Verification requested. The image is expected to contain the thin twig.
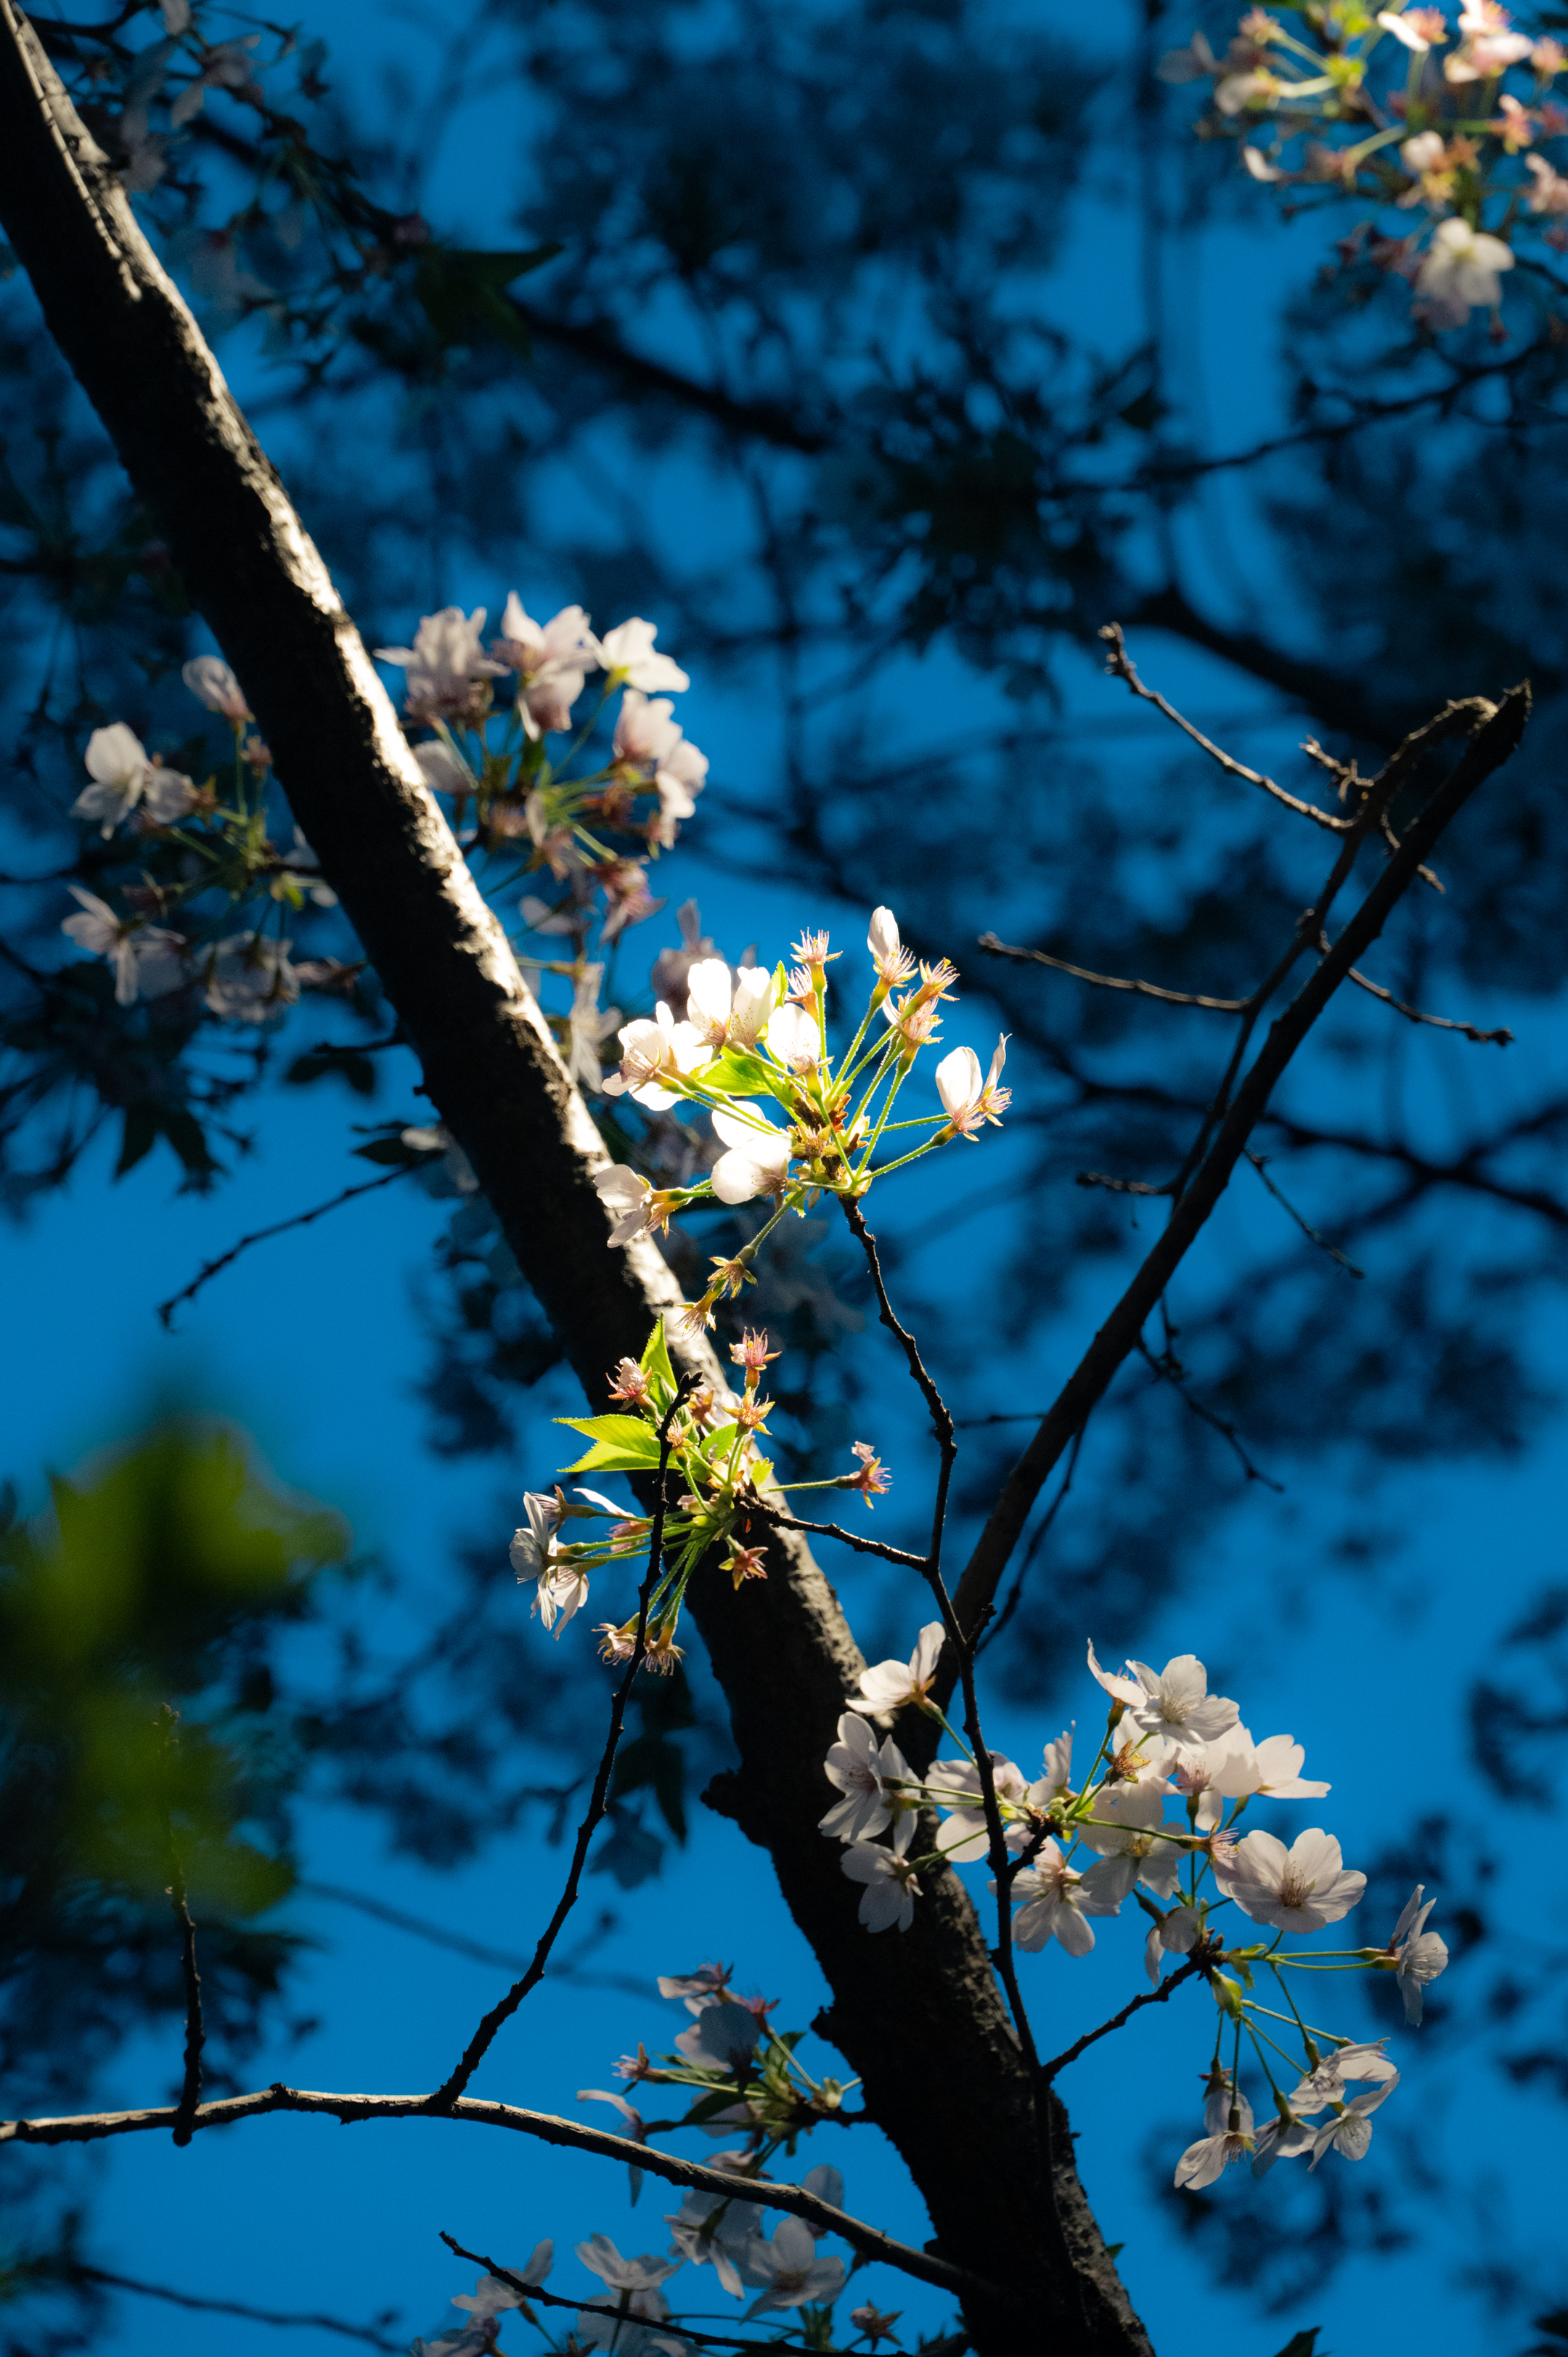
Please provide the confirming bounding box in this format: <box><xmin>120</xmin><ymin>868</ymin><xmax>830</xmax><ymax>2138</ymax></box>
<box><xmin>438</xmin><ymin>2238</ymin><xmax>824</xmax><ymax>2356</ymax></box>
<box><xmin>0</xmin><ymin>2090</ymin><xmax>1006</xmax><ymax>2308</ymax></box>
<box><xmin>430</xmin><ymin>1377</ymin><xmax>695</xmax><ymax>2109</ymax></box>
<box><xmin>1333</xmin><ymin>947</ymin><xmax>1514</xmax><ymax>1046</ymax></box>
<box><xmin>1136</xmin><ymin>1339</ymin><xmax>1284</xmax><ymax>1493</ymax></box>
<box><xmin>1098</xmin><ymin>623</ymin><xmax>1347</xmax><ymax>833</ymax></box>
<box><xmin>979</xmin><ymin>932</ymin><xmax>1248</xmax><ymax>1011</ymax></box>
<box><xmin>158</xmin><ymin>1723</ymin><xmax>203</xmax><ymax>2149</ymax></box>
<box><xmin>1038</xmin><ymin>1951</ymin><xmax>1211</xmax><ymax>2083</ymax></box>
<box><xmin>1244</xmin><ymin>1151</ymin><xmax>1364</xmax><ymax>1279</ymax></box>
<box><xmin>155</xmin><ymin>1163</ymin><xmax>417</xmax><ymax>1329</ymax></box>
<box><xmin>70</xmin><ymin>2265</ymin><xmax>402</xmax><ymax>2350</ymax></box>
<box><xmin>749</xmin><ymin>1502</ymin><xmax>928</xmax><ymax>1570</ymax></box>
<box><xmin>1075</xmin><ymin>1171</ymin><xmax>1173</xmax><ymax>1199</ymax></box>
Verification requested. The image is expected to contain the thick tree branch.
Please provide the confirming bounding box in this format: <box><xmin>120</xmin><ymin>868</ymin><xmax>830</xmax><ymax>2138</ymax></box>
<box><xmin>0</xmin><ymin>13</ymin><xmax>1143</xmax><ymax>2346</ymax></box>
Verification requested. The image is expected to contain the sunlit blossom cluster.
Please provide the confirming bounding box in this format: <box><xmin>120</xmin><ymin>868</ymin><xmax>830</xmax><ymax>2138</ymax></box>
<box><xmin>1170</xmin><ymin>3</ymin><xmax>1568</xmax><ymax>328</ymax></box>
<box><xmin>820</xmin><ymin>1630</ymin><xmax>1448</xmax><ymax>2187</ymax></box>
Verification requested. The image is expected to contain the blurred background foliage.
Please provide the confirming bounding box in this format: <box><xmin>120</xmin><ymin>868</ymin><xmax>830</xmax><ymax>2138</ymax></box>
<box><xmin>4</xmin><ymin>0</ymin><xmax>1568</xmax><ymax>2347</ymax></box>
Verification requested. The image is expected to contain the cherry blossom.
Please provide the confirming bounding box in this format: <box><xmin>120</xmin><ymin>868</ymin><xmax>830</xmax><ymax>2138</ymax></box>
<box><xmin>1126</xmin><ymin>1653</ymin><xmax>1239</xmax><ymax>1757</ymax></box>
<box><xmin>1144</xmin><ymin>1903</ymin><xmax>1201</xmax><ymax>1982</ymax></box>
<box><xmin>60</xmin><ymin>888</ymin><xmax>185</xmax><ymax>1006</ymax></box>
<box><xmin>1212</xmin><ymin>1826</ymin><xmax>1366</xmax><ymax>1932</ymax></box>
<box><xmin>493</xmin><ymin>595</ymin><xmax>599</xmax><ymax>736</ymax></box>
<box><xmin>603</xmin><ymin>1003</ymin><xmax>711</xmax><ymax>1110</ymax></box>
<box><xmin>742</xmin><ymin>2217</ymin><xmax>846</xmax><ymax>2313</ymax></box>
<box><xmin>1288</xmin><ymin>2041</ymin><xmax>1399</xmax><ymax>2116</ymax></box>
<box><xmin>415</xmin><ymin>740</ymin><xmax>475</xmax><ymax>797</ymax></box>
<box><xmin>1175</xmin><ymin>2120</ymin><xmax>1254</xmax><ymax>2189</ymax></box>
<box><xmin>650</xmin><ymin>903</ymin><xmax>719</xmax><ymax>1012</ymax></box>
<box><xmin>1077</xmin><ymin>1780</ymin><xmax>1188</xmax><ymax>1900</ymax></box>
<box><xmin>765</xmin><ymin>1001</ymin><xmax>821</xmax><ymax>1073</ymax></box>
<box><xmin>597</xmin><ymin>618</ymin><xmax>690</xmax><ymax>693</ymax></box>
<box><xmin>1414</xmin><ymin>217</ymin><xmax>1515</xmax><ymax>325</ymax></box>
<box><xmin>574</xmin><ymin>2236</ymin><xmax>682</xmax><ymax>2297</ymax></box>
<box><xmin>593</xmin><ymin>1166</ymin><xmax>669</xmax><ymax>1247</ymax></box>
<box><xmin>711</xmin><ymin>1109</ymin><xmax>793</xmax><ymax>1206</ymax></box>
<box><xmin>73</xmin><ymin>723</ymin><xmax>195</xmax><ymax>834</ymax></box>
<box><xmin>934</xmin><ymin>1035</ymin><xmax>1010</xmax><ymax>1139</ymax></box>
<box><xmin>867</xmin><ymin>905</ymin><xmax>916</xmax><ymax>991</ymax></box>
<box><xmin>182</xmin><ymin>654</ymin><xmax>249</xmax><ymax>719</ymax></box>
<box><xmin>568</xmin><ymin>964</ymin><xmax>621</xmax><ymax>1093</ymax></box>
<box><xmin>1391</xmin><ymin>1886</ymin><xmax>1450</xmax><ymax>2022</ymax></box>
<box><xmin>851</xmin><ymin>2304</ymin><xmax>902</xmax><ymax>2346</ymax></box>
<box><xmin>1172</xmin><ymin>1723</ymin><xmax>1330</xmax><ymax>1827</ymax></box>
<box><xmin>686</xmin><ymin>958</ymin><xmax>775</xmax><ymax>1049</ymax></box>
<box><xmin>204</xmin><ymin>932</ymin><xmax>298</xmax><ymax>1022</ymax></box>
<box><xmin>1307</xmin><ymin>2075</ymin><xmax>1399</xmax><ymax>2167</ymax></box>
<box><xmin>929</xmin><ymin>1750</ymin><xmax>1033</xmax><ymax>1862</ymax></box>
<box><xmin>1008</xmin><ymin>1840</ymin><xmax>1125</xmax><ymax>1956</ymax></box>
<box><xmin>846</xmin><ymin>1621</ymin><xmax>943</xmax><ymax>1725</ymax></box>
<box><xmin>820</xmin><ymin>1714</ymin><xmax>911</xmax><ymax>1843</ymax></box>
<box><xmin>452</xmin><ymin>2242</ymin><xmax>552</xmax><ymax>2321</ymax></box>
<box><xmin>1526</xmin><ymin>151</ymin><xmax>1568</xmax><ymax>211</ymax></box>
<box><xmin>665</xmin><ymin>2187</ymin><xmax>764</xmax><ymax>2296</ymax></box>
<box><xmin>1378</xmin><ymin>7</ymin><xmax>1441</xmax><ymax>50</ymax></box>
<box><xmin>375</xmin><ymin>607</ymin><xmax>506</xmax><ymax>722</ymax></box>
<box><xmin>841</xmin><ymin>1828</ymin><xmax>920</xmax><ymax>1931</ymax></box>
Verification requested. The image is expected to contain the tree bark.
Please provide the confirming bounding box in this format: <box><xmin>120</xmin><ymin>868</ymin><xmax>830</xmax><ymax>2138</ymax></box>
<box><xmin>0</xmin><ymin>9</ymin><xmax>1148</xmax><ymax>2346</ymax></box>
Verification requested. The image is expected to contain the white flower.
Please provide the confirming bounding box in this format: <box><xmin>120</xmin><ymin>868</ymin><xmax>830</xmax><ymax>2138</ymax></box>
<box><xmin>1307</xmin><ymin>2075</ymin><xmax>1400</xmax><ymax>2168</ymax></box>
<box><xmin>742</xmin><ymin>2217</ymin><xmax>846</xmax><ymax>2313</ymax></box>
<box><xmin>841</xmin><ymin>1828</ymin><xmax>920</xmax><ymax>1931</ymax></box>
<box><xmin>1077</xmin><ymin>1780</ymin><xmax>1188</xmax><ymax>1901</ymax></box>
<box><xmin>1250</xmin><ymin>2112</ymin><xmax>1318</xmax><ymax>2175</ymax></box>
<box><xmin>1203</xmin><ymin>2075</ymin><xmax>1254</xmax><ymax>2138</ymax></box>
<box><xmin>1087</xmin><ymin>1640</ymin><xmax>1148</xmax><ymax>1708</ymax></box>
<box><xmin>416</xmin><ymin>739</ymin><xmax>476</xmax><ymax>796</ymax></box>
<box><xmin>452</xmin><ymin>2243</ymin><xmax>552</xmax><ymax>2321</ymax></box>
<box><xmin>867</xmin><ymin>904</ymin><xmax>915</xmax><ymax>988</ymax></box>
<box><xmin>1009</xmin><ymin>1839</ymin><xmax>1124</xmax><ymax>1956</ymax></box>
<box><xmin>1526</xmin><ymin>152</ymin><xmax>1568</xmax><ymax>212</ymax></box>
<box><xmin>821</xmin><ymin>1714</ymin><xmax>910</xmax><ymax>1842</ymax></box>
<box><xmin>73</xmin><ymin>723</ymin><xmax>195</xmax><ymax>834</ymax></box>
<box><xmin>182</xmin><ymin>654</ymin><xmax>249</xmax><ymax>718</ymax></box>
<box><xmin>1288</xmin><ymin>2041</ymin><xmax>1398</xmax><ymax>2117</ymax></box>
<box><xmin>1214</xmin><ymin>68</ymin><xmax>1277</xmax><ymax>113</ymax></box>
<box><xmin>375</xmin><ymin>607</ymin><xmax>505</xmax><ymax>721</ymax></box>
<box><xmin>1211</xmin><ymin>1827</ymin><xmax>1366</xmax><ymax>1932</ymax></box>
<box><xmin>575</xmin><ymin>2237</ymin><xmax>682</xmax><ymax>2297</ymax></box>
<box><xmin>711</xmin><ymin>1108</ymin><xmax>793</xmax><ymax>1206</ymax></box>
<box><xmin>764</xmin><ymin>999</ymin><xmax>821</xmax><ymax>1073</ymax></box>
<box><xmin>665</xmin><ymin>2189</ymin><xmax>764</xmax><ymax>2297</ymax></box>
<box><xmin>686</xmin><ymin>958</ymin><xmax>774</xmax><ymax>1049</ymax></box>
<box><xmin>568</xmin><ymin>963</ymin><xmax>621</xmax><ymax>1093</ymax></box>
<box><xmin>1174</xmin><ymin>2126</ymin><xmax>1254</xmax><ymax>2189</ymax></box>
<box><xmin>204</xmin><ymin>932</ymin><xmax>298</xmax><ymax>1022</ymax></box>
<box><xmin>592</xmin><ymin>1165</ymin><xmax>662</xmax><ymax>1246</ymax></box>
<box><xmin>1144</xmin><ymin>1903</ymin><xmax>1202</xmax><ymax>1982</ymax></box>
<box><xmin>846</xmin><ymin>1622</ymin><xmax>944</xmax><ymax>1725</ymax></box>
<box><xmin>934</xmin><ymin>1036</ymin><xmax>1010</xmax><ymax>1139</ymax></box>
<box><xmin>1380</xmin><ymin>8</ymin><xmax>1436</xmax><ymax>50</ymax></box>
<box><xmin>60</xmin><ymin>887</ymin><xmax>185</xmax><ymax>1006</ymax></box>
<box><xmin>602</xmin><ymin>1002</ymin><xmax>711</xmax><ymax>1110</ymax></box>
<box><xmin>1127</xmin><ymin>1653</ymin><xmax>1239</xmax><ymax>1758</ymax></box>
<box><xmin>1172</xmin><ymin>1723</ymin><xmax>1331</xmax><ymax>1828</ymax></box>
<box><xmin>494</xmin><ymin>595</ymin><xmax>599</xmax><ymax>736</ymax></box>
<box><xmin>653</xmin><ymin>738</ymin><xmax>708</xmax><ymax>847</ymax></box>
<box><xmin>1391</xmin><ymin>1886</ymin><xmax>1449</xmax><ymax>2022</ymax></box>
<box><xmin>510</xmin><ymin>1491</ymin><xmax>563</xmax><ymax>1582</ymax></box>
<box><xmin>929</xmin><ymin>1751</ymin><xmax>1034</xmax><ymax>1863</ymax></box>
<box><xmin>1401</xmin><ymin>130</ymin><xmax>1447</xmax><ymax>173</ymax></box>
<box><xmin>1415</xmin><ymin>217</ymin><xmax>1515</xmax><ymax>327</ymax></box>
<box><xmin>598</xmin><ymin>618</ymin><xmax>689</xmax><ymax>693</ymax></box>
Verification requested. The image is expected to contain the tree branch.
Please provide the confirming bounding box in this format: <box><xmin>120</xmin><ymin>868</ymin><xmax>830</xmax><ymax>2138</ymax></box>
<box><xmin>69</xmin><ymin>2266</ymin><xmax>402</xmax><ymax>2350</ymax></box>
<box><xmin>0</xmin><ymin>15</ymin><xmax>1143</xmax><ymax>2345</ymax></box>
<box><xmin>1039</xmin><ymin>1953</ymin><xmax>1210</xmax><ymax>2083</ymax></box>
<box><xmin>0</xmin><ymin>2088</ymin><xmax>1008</xmax><ymax>2310</ymax></box>
<box><xmin>950</xmin><ymin>684</ymin><xmax>1531</xmax><ymax>1649</ymax></box>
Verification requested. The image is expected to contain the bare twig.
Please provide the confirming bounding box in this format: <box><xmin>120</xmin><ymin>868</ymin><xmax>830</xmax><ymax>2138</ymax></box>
<box><xmin>1075</xmin><ymin>1171</ymin><xmax>1173</xmax><ymax>1199</ymax></box>
<box><xmin>1039</xmin><ymin>1952</ymin><xmax>1211</xmax><ymax>2083</ymax></box>
<box><xmin>976</xmin><ymin>1429</ymin><xmax>1084</xmax><ymax>1658</ymax></box>
<box><xmin>158</xmin><ymin>1725</ymin><xmax>203</xmax><ymax>2149</ymax></box>
<box><xmin>1332</xmin><ymin>946</ymin><xmax>1514</xmax><ymax>1046</ymax></box>
<box><xmin>1243</xmin><ymin>1151</ymin><xmax>1364</xmax><ymax>1279</ymax></box>
<box><xmin>979</xmin><ymin>932</ymin><xmax>1248</xmax><ymax>1012</ymax></box>
<box><xmin>155</xmin><ymin>1163</ymin><xmax>417</xmax><ymax>1329</ymax></box>
<box><xmin>1098</xmin><ymin>624</ymin><xmax>1348</xmax><ymax>833</ymax></box>
<box><xmin>951</xmin><ymin>683</ymin><xmax>1531</xmax><ymax>1650</ymax></box>
<box><xmin>438</xmin><ymin>2237</ymin><xmax>824</xmax><ymax>2356</ymax></box>
<box><xmin>1136</xmin><ymin>1340</ymin><xmax>1283</xmax><ymax>1493</ymax></box>
<box><xmin>430</xmin><ymin>1378</ymin><xmax>695</xmax><ymax>2109</ymax></box>
<box><xmin>70</xmin><ymin>2265</ymin><xmax>401</xmax><ymax>2350</ymax></box>
<box><xmin>0</xmin><ymin>2090</ymin><xmax>1007</xmax><ymax>2308</ymax></box>
<box><xmin>748</xmin><ymin>1502</ymin><xmax>928</xmax><ymax>1570</ymax></box>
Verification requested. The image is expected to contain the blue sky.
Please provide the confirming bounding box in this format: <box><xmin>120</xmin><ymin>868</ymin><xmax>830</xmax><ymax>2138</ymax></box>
<box><xmin>4</xmin><ymin>1</ymin><xmax>1565</xmax><ymax>2352</ymax></box>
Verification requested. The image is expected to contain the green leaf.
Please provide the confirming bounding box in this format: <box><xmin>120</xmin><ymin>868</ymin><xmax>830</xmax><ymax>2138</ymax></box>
<box><xmin>701</xmin><ymin>1048</ymin><xmax>774</xmax><ymax>1097</ymax></box>
<box><xmin>412</xmin><ymin>244</ymin><xmax>562</xmax><ymax>354</ymax></box>
<box><xmin>639</xmin><ymin>1315</ymin><xmax>677</xmax><ymax>1400</ymax></box>
<box><xmin>555</xmin><ymin>1414</ymin><xmax>663</xmax><ymax>1473</ymax></box>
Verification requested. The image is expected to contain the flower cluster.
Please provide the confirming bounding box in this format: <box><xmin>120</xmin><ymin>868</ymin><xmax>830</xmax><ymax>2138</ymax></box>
<box><xmin>819</xmin><ymin>1631</ymin><xmax>1448</xmax><ymax>2187</ymax></box>
<box><xmin>508</xmin><ymin>1319</ymin><xmax>891</xmax><ymax>1661</ymax></box>
<box><xmin>590</xmin><ymin>904</ymin><xmax>1008</xmax><ymax>1330</ymax></box>
<box><xmin>424</xmin><ymin>1968</ymin><xmax>866</xmax><ymax>2357</ymax></box>
<box><xmin>57</xmin><ymin>661</ymin><xmax>340</xmax><ymax>1021</ymax></box>
<box><xmin>1169</xmin><ymin>4</ymin><xmax>1568</xmax><ymax>328</ymax></box>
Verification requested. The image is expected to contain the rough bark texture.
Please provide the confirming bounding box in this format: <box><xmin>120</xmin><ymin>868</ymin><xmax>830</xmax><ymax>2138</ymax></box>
<box><xmin>0</xmin><ymin>9</ymin><xmax>1148</xmax><ymax>2347</ymax></box>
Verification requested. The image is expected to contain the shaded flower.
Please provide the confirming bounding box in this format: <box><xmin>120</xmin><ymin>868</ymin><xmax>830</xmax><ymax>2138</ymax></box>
<box><xmin>375</xmin><ymin>607</ymin><xmax>505</xmax><ymax>722</ymax></box>
<box><xmin>204</xmin><ymin>932</ymin><xmax>298</xmax><ymax>1022</ymax></box>
<box><xmin>60</xmin><ymin>887</ymin><xmax>185</xmax><ymax>1006</ymax></box>
<box><xmin>820</xmin><ymin>1712</ymin><xmax>911</xmax><ymax>1843</ymax></box>
<box><xmin>1211</xmin><ymin>1826</ymin><xmax>1365</xmax><ymax>1932</ymax></box>
<box><xmin>73</xmin><ymin>723</ymin><xmax>195</xmax><ymax>834</ymax></box>
<box><xmin>847</xmin><ymin>1623</ymin><xmax>943</xmax><ymax>1725</ymax></box>
<box><xmin>743</xmin><ymin>2216</ymin><xmax>846</xmax><ymax>2313</ymax></box>
<box><xmin>182</xmin><ymin>654</ymin><xmax>249</xmax><ymax>719</ymax></box>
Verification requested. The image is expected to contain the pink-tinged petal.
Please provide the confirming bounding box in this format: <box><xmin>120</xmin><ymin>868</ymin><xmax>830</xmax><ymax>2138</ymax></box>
<box><xmin>1087</xmin><ymin>1640</ymin><xmax>1146</xmax><ymax>1707</ymax></box>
